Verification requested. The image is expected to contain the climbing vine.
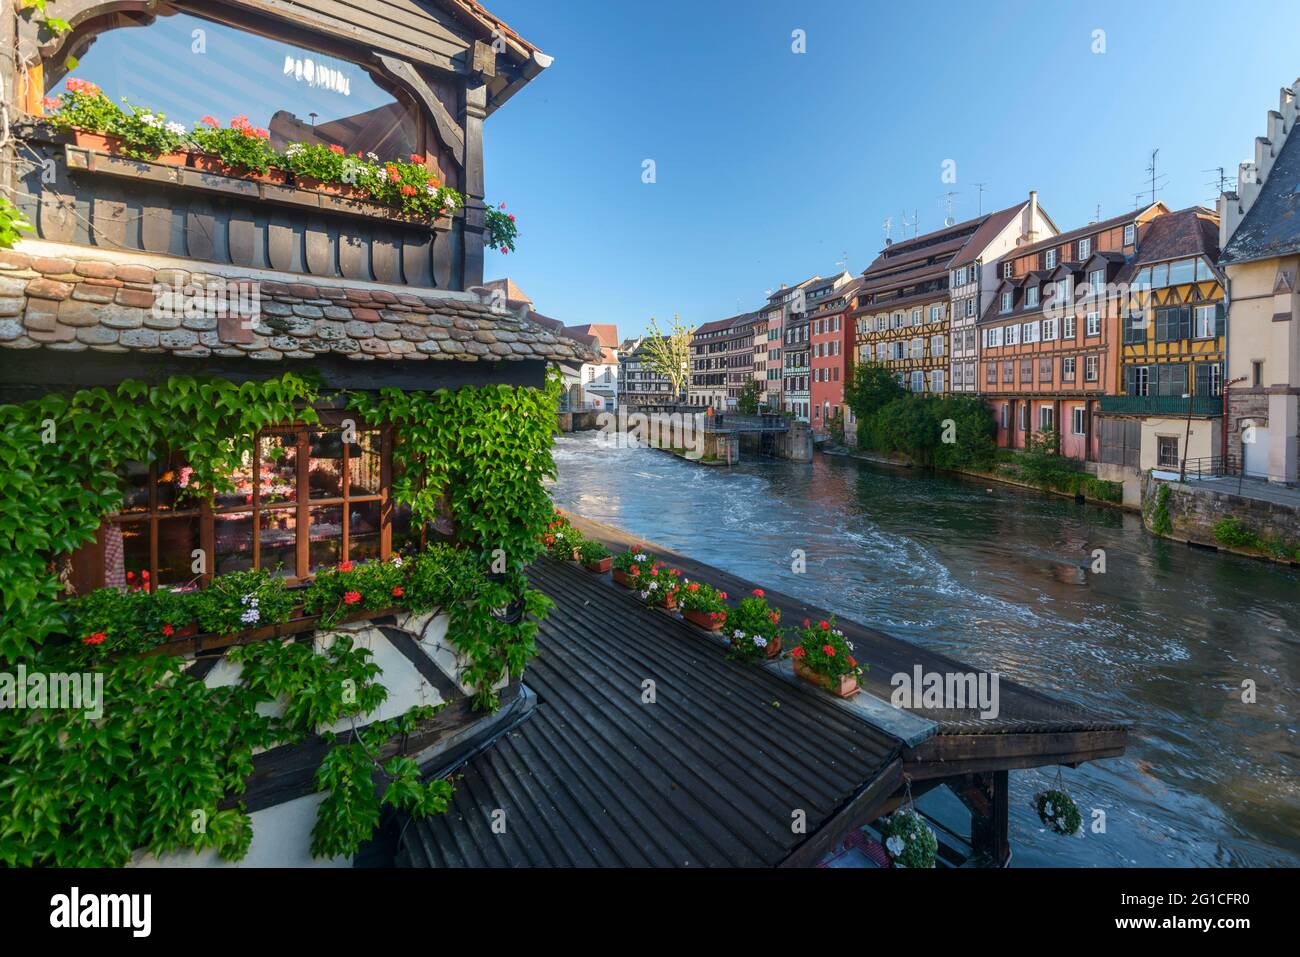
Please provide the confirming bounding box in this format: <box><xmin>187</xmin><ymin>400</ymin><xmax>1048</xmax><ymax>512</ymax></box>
<box><xmin>0</xmin><ymin>370</ymin><xmax>559</xmax><ymax>864</ymax></box>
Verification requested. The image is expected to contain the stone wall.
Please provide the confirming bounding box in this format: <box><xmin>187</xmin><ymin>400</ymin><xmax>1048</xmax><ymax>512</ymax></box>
<box><xmin>1140</xmin><ymin>472</ymin><xmax>1300</xmax><ymax>561</ymax></box>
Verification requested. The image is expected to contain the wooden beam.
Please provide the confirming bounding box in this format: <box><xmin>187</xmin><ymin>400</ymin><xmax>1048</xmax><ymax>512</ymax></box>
<box><xmin>375</xmin><ymin>54</ymin><xmax>465</xmax><ymax>168</ymax></box>
<box><xmin>461</xmin><ymin>79</ymin><xmax>487</xmax><ymax>289</ymax></box>
<box><xmin>779</xmin><ymin>759</ymin><xmax>903</xmax><ymax>868</ymax></box>
<box><xmin>901</xmin><ymin>728</ymin><xmax>1127</xmax><ymax>780</ymax></box>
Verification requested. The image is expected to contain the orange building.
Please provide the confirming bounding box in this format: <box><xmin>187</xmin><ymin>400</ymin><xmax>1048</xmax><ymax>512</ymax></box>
<box><xmin>977</xmin><ymin>203</ymin><xmax>1168</xmax><ymax>461</ymax></box>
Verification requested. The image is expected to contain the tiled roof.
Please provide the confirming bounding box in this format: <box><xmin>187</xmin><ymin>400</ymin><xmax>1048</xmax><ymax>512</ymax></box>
<box><xmin>1119</xmin><ymin>207</ymin><xmax>1221</xmax><ymax>280</ymax></box>
<box><xmin>948</xmin><ymin>201</ymin><xmax>1033</xmax><ymax>268</ymax></box>
<box><xmin>482</xmin><ymin>277</ymin><xmax>533</xmax><ymax>306</ymax></box>
<box><xmin>564</xmin><ymin>323</ymin><xmax>619</xmax><ymax>350</ymax></box>
<box><xmin>0</xmin><ymin>250</ymin><xmax>596</xmax><ymax>364</ymax></box>
<box><xmin>1011</xmin><ymin>203</ymin><xmax>1166</xmax><ymax>260</ymax></box>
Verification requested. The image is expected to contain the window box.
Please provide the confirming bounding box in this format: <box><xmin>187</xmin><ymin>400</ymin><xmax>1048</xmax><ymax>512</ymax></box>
<box><xmin>794</xmin><ymin>656</ymin><xmax>859</xmax><ymax>699</ymax></box>
<box><xmin>191</xmin><ymin>151</ymin><xmax>290</xmax><ymax>185</ymax></box>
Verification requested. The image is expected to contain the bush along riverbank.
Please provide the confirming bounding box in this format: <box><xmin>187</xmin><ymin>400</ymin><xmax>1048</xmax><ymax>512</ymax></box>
<box><xmin>840</xmin><ymin>364</ymin><xmax>1123</xmax><ymax>508</ymax></box>
<box><xmin>1139</xmin><ymin>473</ymin><xmax>1300</xmax><ymax>565</ymax></box>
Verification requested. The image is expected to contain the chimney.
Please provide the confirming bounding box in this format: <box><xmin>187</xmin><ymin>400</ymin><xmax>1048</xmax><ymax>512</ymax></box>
<box><xmin>1023</xmin><ymin>190</ymin><xmax>1040</xmax><ymax>245</ymax></box>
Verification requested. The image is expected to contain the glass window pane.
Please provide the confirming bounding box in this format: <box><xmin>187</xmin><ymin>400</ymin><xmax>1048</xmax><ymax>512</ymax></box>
<box><xmin>308</xmin><ymin>431</ymin><xmax>358</xmax><ymax>500</ymax></box>
<box><xmin>156</xmin><ymin>452</ymin><xmax>198</xmax><ymax>511</ymax></box>
<box><xmin>119</xmin><ymin>461</ymin><xmax>151</xmax><ymax>513</ymax></box>
<box><xmin>1150</xmin><ymin>263</ymin><xmax>1169</xmax><ymax>288</ymax></box>
<box><xmin>110</xmin><ymin>520</ymin><xmax>149</xmax><ymax>591</ymax></box>
<box><xmin>215</xmin><ymin>511</ymin><xmax>254</xmax><ymax>575</ymax></box>
<box><xmin>309</xmin><ymin>505</ymin><xmax>344</xmax><ymax>571</ymax></box>
<box><xmin>50</xmin><ymin>9</ymin><xmax>419</xmax><ymax>160</ymax></box>
<box><xmin>1168</xmin><ymin>259</ymin><xmax>1195</xmax><ymax>285</ymax></box>
<box><xmin>259</xmin><ymin>508</ymin><xmax>298</xmax><ymax>578</ymax></box>
<box><xmin>348</xmin><ymin>501</ymin><xmax>382</xmax><ymax>564</ymax></box>
<box><xmin>260</xmin><ymin>433</ymin><xmax>299</xmax><ymax>504</ymax></box>
<box><xmin>156</xmin><ymin>516</ymin><xmax>201</xmax><ymax>589</ymax></box>
<box><xmin>347</xmin><ymin>431</ymin><xmax>383</xmax><ymax>497</ymax></box>
<box><xmin>391</xmin><ymin>503</ymin><xmax>421</xmax><ymax>557</ymax></box>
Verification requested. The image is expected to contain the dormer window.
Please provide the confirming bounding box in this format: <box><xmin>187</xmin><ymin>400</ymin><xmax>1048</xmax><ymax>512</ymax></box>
<box><xmin>1078</xmin><ymin>238</ymin><xmax>1091</xmax><ymax>260</ymax></box>
<box><xmin>1124</xmin><ymin>224</ymin><xmax>1136</xmax><ymax>245</ymax></box>
<box><xmin>1024</xmin><ymin>286</ymin><xmax>1039</xmax><ymax>308</ymax></box>
<box><xmin>1003</xmin><ymin>262</ymin><xmax>1013</xmax><ymax>278</ymax></box>
<box><xmin>1045</xmin><ymin>249</ymin><xmax>1057</xmax><ymax>269</ymax></box>
<box><xmin>1000</xmin><ymin>291</ymin><xmax>1013</xmax><ymax>313</ymax></box>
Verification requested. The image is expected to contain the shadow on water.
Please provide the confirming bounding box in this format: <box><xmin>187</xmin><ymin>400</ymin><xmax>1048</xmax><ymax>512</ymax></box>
<box><xmin>548</xmin><ymin>433</ymin><xmax>1300</xmax><ymax>867</ymax></box>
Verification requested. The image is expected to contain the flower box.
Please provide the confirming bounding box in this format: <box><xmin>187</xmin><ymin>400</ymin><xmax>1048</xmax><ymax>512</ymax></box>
<box><xmin>192</xmin><ymin>153</ymin><xmax>289</xmax><ymax>184</ymax></box>
<box><xmin>294</xmin><ymin>174</ymin><xmax>367</xmax><ymax>199</ymax></box>
<box><xmin>656</xmin><ymin>592</ymin><xmax>677</xmax><ymax>610</ymax></box>
<box><xmin>612</xmin><ymin>569</ymin><xmax>638</xmax><ymax>589</ymax></box>
<box><xmin>761</xmin><ymin>634</ymin><xmax>782</xmax><ymax>659</ymax></box>
<box><xmin>683</xmin><ymin>608</ymin><xmax>724</xmax><ymax>632</ymax></box>
<box><xmin>794</xmin><ymin>656</ymin><xmax>859</xmax><ymax>698</ymax></box>
<box><xmin>71</xmin><ymin>129</ymin><xmax>191</xmax><ymax>167</ymax></box>
<box><xmin>584</xmin><ymin>556</ymin><xmax>612</xmax><ymax>574</ymax></box>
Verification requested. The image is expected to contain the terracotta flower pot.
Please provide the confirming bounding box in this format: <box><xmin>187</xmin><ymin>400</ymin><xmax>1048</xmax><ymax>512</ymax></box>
<box><xmin>295</xmin><ymin>175</ymin><xmax>364</xmax><ymax>198</ymax></box>
<box><xmin>684</xmin><ymin>608</ymin><xmax>724</xmax><ymax>632</ymax></box>
<box><xmin>794</xmin><ymin>656</ymin><xmax>859</xmax><ymax>698</ymax></box>
<box><xmin>70</xmin><ymin>131</ymin><xmax>190</xmax><ymax>167</ymax></box>
<box><xmin>612</xmin><ymin>569</ymin><xmax>637</xmax><ymax>589</ymax></box>
<box><xmin>584</xmin><ymin>556</ymin><xmax>612</xmax><ymax>573</ymax></box>
<box><xmin>762</xmin><ymin>634</ymin><xmax>782</xmax><ymax>659</ymax></box>
<box><xmin>656</xmin><ymin>592</ymin><xmax>677</xmax><ymax>610</ymax></box>
<box><xmin>192</xmin><ymin>153</ymin><xmax>288</xmax><ymax>184</ymax></box>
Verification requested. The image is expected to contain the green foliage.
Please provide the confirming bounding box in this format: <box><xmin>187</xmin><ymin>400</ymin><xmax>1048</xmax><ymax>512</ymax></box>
<box><xmin>789</xmin><ymin>616</ymin><xmax>863</xmax><ymax>681</ymax></box>
<box><xmin>578</xmin><ymin>539</ymin><xmax>611</xmax><ymax>564</ymax></box>
<box><xmin>190</xmin><ymin>569</ymin><xmax>296</xmax><ymax>636</ymax></box>
<box><xmin>189</xmin><ymin>115</ymin><xmax>278</xmax><ymax>174</ymax></box>
<box><xmin>310</xmin><ymin>706</ymin><xmax>451</xmax><ymax>859</ymax></box>
<box><xmin>0</xmin><ymin>195</ymin><xmax>34</xmax><ymax>248</ymax></box>
<box><xmin>303</xmin><ymin>558</ymin><xmax>406</xmax><ymax>628</ymax></box>
<box><xmin>844</xmin><ymin>362</ymin><xmax>906</xmax><ymax>421</ymax></box>
<box><xmin>612</xmin><ymin>545</ymin><xmax>653</xmax><ymax>575</ymax></box>
<box><xmin>737</xmin><ymin>378</ymin><xmax>762</xmax><ymax>415</ymax></box>
<box><xmin>1213</xmin><ymin>517</ymin><xmax>1258</xmax><ymax>549</ymax></box>
<box><xmin>677</xmin><ymin>578</ymin><xmax>728</xmax><ymax>619</ymax></box>
<box><xmin>724</xmin><ymin>589</ymin><xmax>783</xmax><ymax>662</ymax></box>
<box><xmin>1150</xmin><ymin>484</ymin><xmax>1173</xmax><ymax>535</ymax></box>
<box><xmin>0</xmin><ymin>374</ymin><xmax>318</xmax><ymax>662</ymax></box>
<box><xmin>64</xmin><ymin>585</ymin><xmax>194</xmax><ymax>657</ymax></box>
<box><xmin>827</xmin><ymin>409</ymin><xmax>845</xmax><ymax>445</ymax></box>
<box><xmin>485</xmin><ymin>203</ymin><xmax>518</xmax><ymax>252</ymax></box>
<box><xmin>882</xmin><ymin>809</ymin><xmax>938</xmax><ymax>868</ymax></box>
<box><xmin>112</xmin><ymin>100</ymin><xmax>188</xmax><ymax>160</ymax></box>
<box><xmin>1035</xmin><ymin>788</ymin><xmax>1082</xmax><ymax>836</ymax></box>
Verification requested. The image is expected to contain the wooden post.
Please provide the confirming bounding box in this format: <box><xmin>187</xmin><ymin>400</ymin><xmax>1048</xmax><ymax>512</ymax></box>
<box><xmin>462</xmin><ymin>79</ymin><xmax>488</xmax><ymax>289</ymax></box>
<box><xmin>961</xmin><ymin>770</ymin><xmax>1011</xmax><ymax>867</ymax></box>
<box><xmin>991</xmin><ymin>769</ymin><xmax>1010</xmax><ymax>867</ymax></box>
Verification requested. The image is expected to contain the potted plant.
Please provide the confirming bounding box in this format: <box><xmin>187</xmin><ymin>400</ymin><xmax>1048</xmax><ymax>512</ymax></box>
<box><xmin>541</xmin><ymin>521</ymin><xmax>582</xmax><ymax>561</ymax></box>
<box><xmin>281</xmin><ymin>141</ymin><xmax>366</xmax><ymax>198</ymax></box>
<box><xmin>723</xmin><ymin>588</ymin><xmax>783</xmax><ymax>660</ymax></box>
<box><xmin>881</xmin><ymin>808</ymin><xmax>938</xmax><ymax>868</ymax></box>
<box><xmin>302</xmin><ymin>558</ymin><xmax>406</xmax><ymax>627</ymax></box>
<box><xmin>636</xmin><ymin>562</ymin><xmax>681</xmax><ymax>609</ymax></box>
<box><xmin>578</xmin><ymin>539</ymin><xmax>612</xmax><ymax>573</ymax></box>
<box><xmin>788</xmin><ymin>616</ymin><xmax>864</xmax><ymax>698</ymax></box>
<box><xmin>189</xmin><ymin>114</ymin><xmax>287</xmax><ymax>184</ymax></box>
<box><xmin>44</xmin><ymin>80</ymin><xmax>189</xmax><ymax>164</ymax></box>
<box><xmin>677</xmin><ymin>579</ymin><xmax>728</xmax><ymax>631</ymax></box>
<box><xmin>190</xmin><ymin>568</ymin><xmax>296</xmax><ymax>637</ymax></box>
<box><xmin>611</xmin><ymin>545</ymin><xmax>653</xmax><ymax>589</ymax></box>
<box><xmin>1035</xmin><ymin>788</ymin><xmax>1083</xmax><ymax>836</ymax></box>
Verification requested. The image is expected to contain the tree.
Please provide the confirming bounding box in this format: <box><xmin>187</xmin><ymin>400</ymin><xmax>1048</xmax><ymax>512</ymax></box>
<box><xmin>737</xmin><ymin>379</ymin><xmax>762</xmax><ymax>415</ymax></box>
<box><xmin>844</xmin><ymin>362</ymin><xmax>906</xmax><ymax>420</ymax></box>
<box><xmin>642</xmin><ymin>314</ymin><xmax>692</xmax><ymax>399</ymax></box>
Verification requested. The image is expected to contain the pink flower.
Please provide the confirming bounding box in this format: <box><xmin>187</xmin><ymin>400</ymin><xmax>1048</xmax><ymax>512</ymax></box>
<box><xmin>200</xmin><ymin>115</ymin><xmax>218</xmax><ymax>127</ymax></box>
<box><xmin>752</xmin><ymin>588</ymin><xmax>765</xmax><ymax>598</ymax></box>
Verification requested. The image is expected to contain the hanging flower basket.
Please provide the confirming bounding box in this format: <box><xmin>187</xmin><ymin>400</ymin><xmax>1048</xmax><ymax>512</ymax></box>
<box><xmin>881</xmin><ymin>808</ymin><xmax>938</xmax><ymax>868</ymax></box>
<box><xmin>1035</xmin><ymin>788</ymin><xmax>1083</xmax><ymax>836</ymax></box>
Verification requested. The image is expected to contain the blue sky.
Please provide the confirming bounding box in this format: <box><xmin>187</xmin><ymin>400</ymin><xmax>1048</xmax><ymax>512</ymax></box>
<box><xmin>482</xmin><ymin>0</ymin><xmax>1297</xmax><ymax>339</ymax></box>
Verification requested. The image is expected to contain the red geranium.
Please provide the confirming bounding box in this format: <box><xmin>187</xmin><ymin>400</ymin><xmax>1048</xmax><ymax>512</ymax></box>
<box><xmin>791</xmin><ymin>646</ymin><xmax>806</xmax><ymax>659</ymax></box>
<box><xmin>819</xmin><ymin>620</ymin><xmax>830</xmax><ymax>631</ymax></box>
<box><xmin>162</xmin><ymin>624</ymin><xmax>175</xmax><ymax>637</ymax></box>
<box><xmin>392</xmin><ymin>586</ymin><xmax>404</xmax><ymax>598</ymax></box>
<box><xmin>752</xmin><ymin>588</ymin><xmax>765</xmax><ymax>598</ymax></box>
<box><xmin>329</xmin><ymin>144</ymin><xmax>345</xmax><ymax>155</ymax></box>
<box><xmin>822</xmin><ymin>644</ymin><xmax>836</xmax><ymax>656</ymax></box>
<box><xmin>687</xmin><ymin>583</ymin><xmax>699</xmax><ymax>592</ymax></box>
<box><xmin>200</xmin><ymin>115</ymin><xmax>218</xmax><ymax>127</ymax></box>
<box><xmin>343</xmin><ymin>591</ymin><xmax>361</xmax><ymax>605</ymax></box>
<box><xmin>82</xmin><ymin>632</ymin><xmax>107</xmax><ymax>646</ymax></box>
<box><xmin>410</xmin><ymin>153</ymin><xmax>425</xmax><ymax>164</ymax></box>
<box><xmin>339</xmin><ymin>561</ymin><xmax>354</xmax><ymax>573</ymax></box>
<box><xmin>803</xmin><ymin>618</ymin><xmax>810</xmax><ymax>628</ymax></box>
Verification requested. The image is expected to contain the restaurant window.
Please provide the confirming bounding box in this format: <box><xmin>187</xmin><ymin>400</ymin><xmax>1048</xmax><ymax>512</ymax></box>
<box><xmin>76</xmin><ymin>423</ymin><xmax>401</xmax><ymax>593</ymax></box>
<box><xmin>47</xmin><ymin>5</ymin><xmax>420</xmax><ymax>160</ymax></box>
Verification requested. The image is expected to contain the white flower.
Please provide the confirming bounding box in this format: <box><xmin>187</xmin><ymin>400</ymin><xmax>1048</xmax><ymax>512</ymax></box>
<box><xmin>286</xmin><ymin>143</ymin><xmax>304</xmax><ymax>156</ymax></box>
<box><xmin>1044</xmin><ymin>802</ymin><xmax>1055</xmax><ymax>816</ymax></box>
<box><xmin>391</xmin><ymin>556</ymin><xmax>403</xmax><ymax>567</ymax></box>
<box><xmin>754</xmin><ymin>636</ymin><xmax>767</xmax><ymax>648</ymax></box>
<box><xmin>733</xmin><ymin>629</ymin><xmax>744</xmax><ymax>639</ymax></box>
<box><xmin>634</xmin><ymin>554</ymin><xmax>647</xmax><ymax>563</ymax></box>
<box><xmin>885</xmin><ymin>836</ymin><xmax>904</xmax><ymax>857</ymax></box>
<box><xmin>165</xmin><ymin>121</ymin><xmax>187</xmax><ymax>135</ymax></box>
<box><xmin>366</xmin><ymin>151</ymin><xmax>380</xmax><ymax>162</ymax></box>
<box><xmin>240</xmin><ymin>607</ymin><xmax>261</xmax><ymax>625</ymax></box>
<box><xmin>444</xmin><ymin>193</ymin><xmax>458</xmax><ymax>209</ymax></box>
<box><xmin>648</xmin><ymin>582</ymin><xmax>657</xmax><ymax>591</ymax></box>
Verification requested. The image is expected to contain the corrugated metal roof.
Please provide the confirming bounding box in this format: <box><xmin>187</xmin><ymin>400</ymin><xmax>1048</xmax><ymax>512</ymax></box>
<box><xmin>400</xmin><ymin>559</ymin><xmax>902</xmax><ymax>867</ymax></box>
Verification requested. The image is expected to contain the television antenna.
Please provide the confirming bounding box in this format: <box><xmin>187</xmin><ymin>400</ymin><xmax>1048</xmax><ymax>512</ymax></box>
<box><xmin>973</xmin><ymin>182</ymin><xmax>988</xmax><ymax>215</ymax></box>
<box><xmin>882</xmin><ymin>216</ymin><xmax>893</xmax><ymax>245</ymax></box>
<box><xmin>901</xmin><ymin>209</ymin><xmax>918</xmax><ymax>238</ymax></box>
<box><xmin>941</xmin><ymin>191</ymin><xmax>959</xmax><ymax>226</ymax></box>
<box><xmin>1142</xmin><ymin>148</ymin><xmax>1168</xmax><ymax>205</ymax></box>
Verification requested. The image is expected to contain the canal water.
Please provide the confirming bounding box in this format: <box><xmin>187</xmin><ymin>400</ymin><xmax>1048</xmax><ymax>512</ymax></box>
<box><xmin>548</xmin><ymin>431</ymin><xmax>1299</xmax><ymax>867</ymax></box>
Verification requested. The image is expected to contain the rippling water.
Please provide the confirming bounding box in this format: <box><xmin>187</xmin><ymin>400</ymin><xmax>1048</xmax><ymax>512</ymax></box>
<box><xmin>548</xmin><ymin>432</ymin><xmax>1300</xmax><ymax>867</ymax></box>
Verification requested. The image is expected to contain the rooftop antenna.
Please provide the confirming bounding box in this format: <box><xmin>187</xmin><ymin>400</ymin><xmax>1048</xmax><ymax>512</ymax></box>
<box><xmin>1093</xmin><ymin>203</ymin><xmax>1101</xmax><ymax>223</ymax></box>
<box><xmin>882</xmin><ymin>216</ymin><xmax>893</xmax><ymax>246</ymax></box>
<box><xmin>834</xmin><ymin>250</ymin><xmax>849</xmax><ymax>271</ymax></box>
<box><xmin>901</xmin><ymin>209</ymin><xmax>918</xmax><ymax>239</ymax></box>
<box><xmin>973</xmin><ymin>182</ymin><xmax>988</xmax><ymax>216</ymax></box>
<box><xmin>941</xmin><ymin>191</ymin><xmax>959</xmax><ymax>226</ymax></box>
<box><xmin>1204</xmin><ymin>166</ymin><xmax>1236</xmax><ymax>198</ymax></box>
<box><xmin>1143</xmin><ymin>148</ymin><xmax>1168</xmax><ymax>206</ymax></box>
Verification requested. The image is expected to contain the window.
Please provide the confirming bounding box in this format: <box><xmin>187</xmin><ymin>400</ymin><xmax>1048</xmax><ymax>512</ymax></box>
<box><xmin>1001</xmin><ymin>291</ymin><xmax>1013</xmax><ymax>313</ymax></box>
<box><xmin>1019</xmin><ymin>403</ymin><xmax>1029</xmax><ymax>431</ymax></box>
<box><xmin>912</xmin><ymin>309</ymin><xmax>922</xmax><ymax>326</ymax></box>
<box><xmin>929</xmin><ymin>304</ymin><xmax>943</xmax><ymax>323</ymax></box>
<box><xmin>1039</xmin><ymin>406</ymin><xmax>1054</xmax><ymax>431</ymax></box>
<box><xmin>986</xmin><ymin>362</ymin><xmax>997</xmax><ymax>384</ymax></box>
<box><xmin>1154</xmin><ymin>305</ymin><xmax>1192</xmax><ymax>342</ymax></box>
<box><xmin>1123</xmin><ymin>312</ymin><xmax>1147</xmax><ymax>345</ymax></box>
<box><xmin>1194</xmin><ymin>304</ymin><xmax>1217</xmax><ymax>339</ymax></box>
<box><xmin>1063</xmin><ymin>356</ymin><xmax>1076</xmax><ymax>379</ymax></box>
<box><xmin>931</xmin><ymin>335</ymin><xmax>945</xmax><ymax>356</ymax></box>
<box><xmin>911</xmin><ymin>371</ymin><xmax>925</xmax><ymax>392</ymax></box>
<box><xmin>52</xmin><ymin>9</ymin><xmax>421</xmax><ymax>161</ymax></box>
<box><xmin>1086</xmin><ymin>312</ymin><xmax>1100</xmax><ymax>336</ymax></box>
<box><xmin>1124</xmin><ymin>224</ymin><xmax>1136</xmax><ymax>245</ymax></box>
<box><xmin>84</xmin><ymin>423</ymin><xmax>395</xmax><ymax>591</ymax></box>
<box><xmin>1089</xmin><ymin>268</ymin><xmax>1105</xmax><ymax>291</ymax></box>
<box><xmin>1078</xmin><ymin>238</ymin><xmax>1091</xmax><ymax>260</ymax></box>
<box><xmin>1039</xmin><ymin>357</ymin><xmax>1053</xmax><ymax>382</ymax></box>
<box><xmin>1000</xmin><ymin>404</ymin><xmax>1010</xmax><ymax>429</ymax></box>
<box><xmin>1019</xmin><ymin>359</ymin><xmax>1032</xmax><ymax>383</ymax></box>
<box><xmin>988</xmin><ymin>326</ymin><xmax>1003</xmax><ymax>347</ymax></box>
<box><xmin>930</xmin><ymin>369</ymin><xmax>945</xmax><ymax>393</ymax></box>
<box><xmin>1195</xmin><ymin>361</ymin><xmax>1222</xmax><ymax>397</ymax></box>
<box><xmin>1042</xmin><ymin>317</ymin><xmax>1057</xmax><ymax>341</ymax></box>
<box><xmin>891</xmin><ymin>341</ymin><xmax>905</xmax><ymax>360</ymax></box>
<box><xmin>1005</xmin><ymin>324</ymin><xmax>1020</xmax><ymax>346</ymax></box>
<box><xmin>1072</xmin><ymin>407</ymin><xmax>1086</xmax><ymax>436</ymax></box>
<box><xmin>1002</xmin><ymin>361</ymin><xmax>1014</xmax><ymax>383</ymax></box>
<box><xmin>1168</xmin><ymin>258</ymin><xmax>1196</xmax><ymax>286</ymax></box>
<box><xmin>1252</xmin><ymin>360</ymin><xmax>1263</xmax><ymax>387</ymax></box>
<box><xmin>1022</xmin><ymin>321</ymin><xmax>1039</xmax><ymax>343</ymax></box>
<box><xmin>1084</xmin><ymin>355</ymin><xmax>1099</xmax><ymax>381</ymax></box>
<box><xmin>953</xmin><ymin>267</ymin><xmax>967</xmax><ymax>286</ymax></box>
<box><xmin>1024</xmin><ymin>286</ymin><xmax>1039</xmax><ymax>308</ymax></box>
<box><xmin>1003</xmin><ymin>262</ymin><xmax>1014</xmax><ymax>278</ymax></box>
<box><xmin>1063</xmin><ymin>314</ymin><xmax>1076</xmax><ymax>339</ymax></box>
<box><xmin>1054</xmin><ymin>279</ymin><xmax>1070</xmax><ymax>303</ymax></box>
<box><xmin>965</xmin><ymin>298</ymin><xmax>976</xmax><ymax>317</ymax></box>
<box><xmin>911</xmin><ymin>337</ymin><xmax>924</xmax><ymax>358</ymax></box>
<box><xmin>1045</xmin><ymin>249</ymin><xmax>1057</xmax><ymax>269</ymax></box>
<box><xmin>1157</xmin><ymin>436</ymin><xmax>1180</xmax><ymax>470</ymax></box>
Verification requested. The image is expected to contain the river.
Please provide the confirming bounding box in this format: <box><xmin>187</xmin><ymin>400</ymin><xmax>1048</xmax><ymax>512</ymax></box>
<box><xmin>547</xmin><ymin>431</ymin><xmax>1299</xmax><ymax>867</ymax></box>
